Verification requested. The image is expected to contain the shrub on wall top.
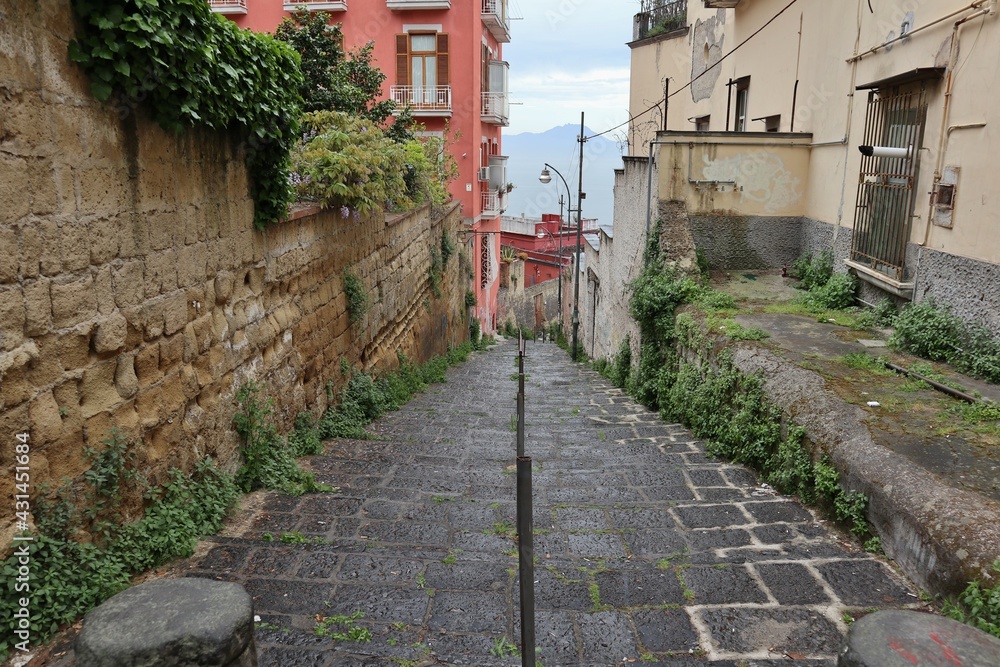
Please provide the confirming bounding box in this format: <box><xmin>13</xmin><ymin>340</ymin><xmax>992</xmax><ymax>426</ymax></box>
<box><xmin>68</xmin><ymin>0</ymin><xmax>304</xmax><ymax>228</ymax></box>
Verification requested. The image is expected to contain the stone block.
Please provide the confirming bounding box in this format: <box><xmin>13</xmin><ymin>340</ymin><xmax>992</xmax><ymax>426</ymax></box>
<box><xmin>18</xmin><ymin>224</ymin><xmax>41</xmax><ymax>279</ymax></box>
<box><xmin>54</xmin><ymin>325</ymin><xmax>92</xmax><ymax>370</ymax></box>
<box><xmin>118</xmin><ymin>213</ymin><xmax>150</xmax><ymax>258</ymax></box>
<box><xmin>148</xmin><ymin>211</ymin><xmax>177</xmax><ymax>252</ymax></box>
<box><xmin>115</xmin><ymin>353</ymin><xmax>139</xmax><ymax>400</ymax></box>
<box><xmin>0</xmin><ymin>227</ymin><xmax>17</xmax><ymax>283</ymax></box>
<box><xmin>162</xmin><ymin>291</ymin><xmax>190</xmax><ymax>336</ymax></box>
<box><xmin>36</xmin><ymin>218</ymin><xmax>61</xmax><ymax>276</ymax></box>
<box><xmin>145</xmin><ymin>248</ymin><xmax>179</xmax><ymax>298</ymax></box>
<box><xmin>94</xmin><ymin>266</ymin><xmax>115</xmax><ymax>314</ymax></box>
<box><xmin>51</xmin><ymin>274</ymin><xmax>97</xmax><ymax>329</ymax></box>
<box><xmin>139</xmin><ymin>299</ymin><xmax>164</xmax><ymax>340</ymax></box>
<box><xmin>1</xmin><ymin>361</ymin><xmax>31</xmax><ymax>409</ymax></box>
<box><xmin>84</xmin><ymin>411</ymin><xmax>113</xmax><ymax>445</ymax></box>
<box><xmin>110</xmin><ymin>400</ymin><xmax>140</xmax><ymax>435</ymax></box>
<box><xmin>89</xmin><ymin>216</ymin><xmax>120</xmax><ymax>266</ymax></box>
<box><xmin>134</xmin><ymin>344</ymin><xmax>161</xmax><ymax>388</ymax></box>
<box><xmin>112</xmin><ymin>260</ymin><xmax>145</xmax><ymax>308</ymax></box>
<box><xmin>23</xmin><ymin>278</ymin><xmax>52</xmax><ymax>336</ymax></box>
<box><xmin>159</xmin><ymin>334</ymin><xmax>184</xmax><ymax>372</ymax></box>
<box><xmin>93</xmin><ymin>311</ymin><xmax>127</xmax><ymax>353</ymax></box>
<box><xmin>0</xmin><ymin>155</ymin><xmax>30</xmax><ymax>223</ymax></box>
<box><xmin>148</xmin><ymin>419</ymin><xmax>181</xmax><ymax>462</ymax></box>
<box><xmin>0</xmin><ymin>285</ymin><xmax>25</xmax><ymax>352</ymax></box>
<box><xmin>79</xmin><ymin>358</ymin><xmax>121</xmax><ymax>419</ymax></box>
<box><xmin>52</xmin><ymin>380</ymin><xmax>81</xmax><ymax>426</ymax></box>
<box><xmin>28</xmin><ymin>389</ymin><xmax>64</xmax><ymax>445</ymax></box>
<box><xmin>53</xmin><ymin>163</ymin><xmax>77</xmax><ymax>217</ymax></box>
<box><xmin>75</xmin><ymin>578</ymin><xmax>257</xmax><ymax>667</ymax></box>
<box><xmin>177</xmin><ymin>243</ymin><xmax>208</xmax><ymax>288</ymax></box>
<box><xmin>60</xmin><ymin>220</ymin><xmax>91</xmax><ymax>272</ymax></box>
<box><xmin>159</xmin><ymin>371</ymin><xmax>186</xmax><ymax>415</ymax></box>
<box><xmin>180</xmin><ymin>364</ymin><xmax>199</xmax><ymax>400</ymax></box>
<box><xmin>135</xmin><ymin>388</ymin><xmax>160</xmax><ymax>429</ymax></box>
<box><xmin>78</xmin><ymin>165</ymin><xmax>127</xmax><ymax>216</ymax></box>
<box><xmin>24</xmin><ymin>339</ymin><xmax>60</xmax><ymax>389</ymax></box>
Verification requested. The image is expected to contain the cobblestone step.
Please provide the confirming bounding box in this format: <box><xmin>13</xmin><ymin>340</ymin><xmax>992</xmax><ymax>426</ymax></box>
<box><xmin>175</xmin><ymin>339</ymin><xmax>923</xmax><ymax>666</ymax></box>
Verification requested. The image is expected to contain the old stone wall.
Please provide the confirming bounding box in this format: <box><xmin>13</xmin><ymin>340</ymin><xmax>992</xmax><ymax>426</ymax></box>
<box><xmin>581</xmin><ymin>157</ymin><xmax>654</xmax><ymax>363</ymax></box>
<box><xmin>0</xmin><ymin>0</ymin><xmax>469</xmax><ymax>544</ymax></box>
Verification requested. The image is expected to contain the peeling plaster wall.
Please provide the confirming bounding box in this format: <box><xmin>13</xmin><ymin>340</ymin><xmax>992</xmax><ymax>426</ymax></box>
<box><xmin>691</xmin><ymin>10</ymin><xmax>727</xmax><ymax>103</ymax></box>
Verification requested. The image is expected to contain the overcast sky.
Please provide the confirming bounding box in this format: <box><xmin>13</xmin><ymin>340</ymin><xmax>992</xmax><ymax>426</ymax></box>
<box><xmin>506</xmin><ymin>0</ymin><xmax>640</xmax><ymax>137</ymax></box>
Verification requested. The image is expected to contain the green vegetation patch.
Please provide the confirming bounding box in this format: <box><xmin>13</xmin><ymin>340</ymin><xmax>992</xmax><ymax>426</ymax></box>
<box><xmin>0</xmin><ymin>431</ymin><xmax>238</xmax><ymax>657</ymax></box>
<box><xmin>69</xmin><ymin>0</ymin><xmax>303</xmax><ymax>228</ymax></box>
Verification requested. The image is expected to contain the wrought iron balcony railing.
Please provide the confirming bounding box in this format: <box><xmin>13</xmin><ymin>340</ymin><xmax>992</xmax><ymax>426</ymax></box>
<box><xmin>283</xmin><ymin>0</ymin><xmax>348</xmax><ymax>11</ymax></box>
<box><xmin>635</xmin><ymin>0</ymin><xmax>687</xmax><ymax>40</ymax></box>
<box><xmin>390</xmin><ymin>86</ymin><xmax>452</xmax><ymax>115</ymax></box>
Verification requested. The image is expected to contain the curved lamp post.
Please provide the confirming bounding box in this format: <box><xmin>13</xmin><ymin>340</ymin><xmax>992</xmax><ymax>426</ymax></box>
<box><xmin>539</xmin><ymin>154</ymin><xmax>584</xmax><ymax>360</ymax></box>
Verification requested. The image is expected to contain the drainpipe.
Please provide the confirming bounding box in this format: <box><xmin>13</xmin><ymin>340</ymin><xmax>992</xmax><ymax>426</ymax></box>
<box><xmin>921</xmin><ymin>5</ymin><xmax>994</xmax><ymax>247</ymax></box>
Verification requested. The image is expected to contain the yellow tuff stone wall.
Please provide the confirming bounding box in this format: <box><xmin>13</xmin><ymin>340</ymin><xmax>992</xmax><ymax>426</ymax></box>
<box><xmin>0</xmin><ymin>0</ymin><xmax>469</xmax><ymax>544</ymax></box>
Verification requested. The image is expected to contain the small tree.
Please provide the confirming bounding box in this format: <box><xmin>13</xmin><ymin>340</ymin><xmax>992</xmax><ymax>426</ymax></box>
<box><xmin>275</xmin><ymin>8</ymin><xmax>410</xmax><ymax>136</ymax></box>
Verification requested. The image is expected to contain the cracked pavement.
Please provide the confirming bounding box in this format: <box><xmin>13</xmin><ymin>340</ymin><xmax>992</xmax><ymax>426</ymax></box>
<box><xmin>181</xmin><ymin>338</ymin><xmax>920</xmax><ymax>666</ymax></box>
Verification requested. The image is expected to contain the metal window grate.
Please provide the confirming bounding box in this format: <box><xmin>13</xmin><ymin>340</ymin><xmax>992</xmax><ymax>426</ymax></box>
<box><xmin>850</xmin><ymin>87</ymin><xmax>928</xmax><ymax>282</ymax></box>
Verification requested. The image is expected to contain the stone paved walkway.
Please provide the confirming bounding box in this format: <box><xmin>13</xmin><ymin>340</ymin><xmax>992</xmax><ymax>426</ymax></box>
<box><xmin>184</xmin><ymin>339</ymin><xmax>920</xmax><ymax>666</ymax></box>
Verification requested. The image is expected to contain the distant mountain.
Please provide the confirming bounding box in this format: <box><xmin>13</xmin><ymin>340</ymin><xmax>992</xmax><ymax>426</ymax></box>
<box><xmin>502</xmin><ymin>125</ymin><xmax>622</xmax><ymax>228</ymax></box>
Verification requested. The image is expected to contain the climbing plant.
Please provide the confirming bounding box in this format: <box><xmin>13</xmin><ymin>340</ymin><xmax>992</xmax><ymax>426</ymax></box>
<box><xmin>68</xmin><ymin>0</ymin><xmax>303</xmax><ymax>228</ymax></box>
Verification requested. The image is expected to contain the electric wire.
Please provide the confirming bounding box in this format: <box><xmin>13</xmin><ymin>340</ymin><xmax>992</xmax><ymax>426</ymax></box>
<box><xmin>584</xmin><ymin>0</ymin><xmax>801</xmax><ymax>141</ymax></box>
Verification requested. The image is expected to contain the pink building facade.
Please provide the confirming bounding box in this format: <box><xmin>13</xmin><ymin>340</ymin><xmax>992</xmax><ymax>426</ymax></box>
<box><xmin>209</xmin><ymin>0</ymin><xmax>510</xmax><ymax>334</ymax></box>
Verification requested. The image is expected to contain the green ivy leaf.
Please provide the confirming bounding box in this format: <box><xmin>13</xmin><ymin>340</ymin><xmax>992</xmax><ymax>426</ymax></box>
<box><xmin>91</xmin><ymin>80</ymin><xmax>113</xmax><ymax>101</ymax></box>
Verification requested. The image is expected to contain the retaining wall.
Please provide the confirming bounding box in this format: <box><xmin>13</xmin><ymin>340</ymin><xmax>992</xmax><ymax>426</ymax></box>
<box><xmin>0</xmin><ymin>0</ymin><xmax>469</xmax><ymax>545</ymax></box>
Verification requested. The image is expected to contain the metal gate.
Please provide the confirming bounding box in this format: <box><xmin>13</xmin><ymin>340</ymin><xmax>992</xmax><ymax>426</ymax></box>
<box><xmin>850</xmin><ymin>87</ymin><xmax>928</xmax><ymax>282</ymax></box>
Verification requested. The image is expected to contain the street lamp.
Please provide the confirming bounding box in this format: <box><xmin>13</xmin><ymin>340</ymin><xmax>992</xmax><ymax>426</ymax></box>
<box><xmin>538</xmin><ymin>111</ymin><xmax>585</xmax><ymax>361</ymax></box>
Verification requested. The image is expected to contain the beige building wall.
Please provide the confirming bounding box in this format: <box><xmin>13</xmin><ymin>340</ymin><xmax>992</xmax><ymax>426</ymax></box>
<box><xmin>626</xmin><ymin>0</ymin><xmax>1000</xmax><ymax>331</ymax></box>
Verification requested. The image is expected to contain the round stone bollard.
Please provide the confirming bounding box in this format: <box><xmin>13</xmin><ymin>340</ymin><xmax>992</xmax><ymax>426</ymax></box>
<box><xmin>76</xmin><ymin>578</ymin><xmax>257</xmax><ymax>667</ymax></box>
<box><xmin>839</xmin><ymin>609</ymin><xmax>1000</xmax><ymax>667</ymax></box>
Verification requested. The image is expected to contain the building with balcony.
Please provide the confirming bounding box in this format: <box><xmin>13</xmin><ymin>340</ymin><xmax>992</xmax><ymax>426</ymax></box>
<box><xmin>209</xmin><ymin>0</ymin><xmax>513</xmax><ymax>334</ymax></box>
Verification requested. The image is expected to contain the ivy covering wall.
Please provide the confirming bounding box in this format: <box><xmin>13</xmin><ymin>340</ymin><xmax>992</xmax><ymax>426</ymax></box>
<box><xmin>68</xmin><ymin>0</ymin><xmax>304</xmax><ymax>228</ymax></box>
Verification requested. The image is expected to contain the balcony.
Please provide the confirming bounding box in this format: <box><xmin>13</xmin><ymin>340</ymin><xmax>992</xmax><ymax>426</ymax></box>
<box><xmin>208</xmin><ymin>0</ymin><xmax>247</xmax><ymax>14</ymax></box>
<box><xmin>390</xmin><ymin>85</ymin><xmax>452</xmax><ymax>116</ymax></box>
<box><xmin>283</xmin><ymin>0</ymin><xmax>348</xmax><ymax>11</ymax></box>
<box><xmin>634</xmin><ymin>0</ymin><xmax>687</xmax><ymax>41</ymax></box>
<box><xmin>482</xmin><ymin>0</ymin><xmax>511</xmax><ymax>43</ymax></box>
<box><xmin>387</xmin><ymin>0</ymin><xmax>451</xmax><ymax>8</ymax></box>
<box><xmin>704</xmin><ymin>0</ymin><xmax>742</xmax><ymax>6</ymax></box>
<box><xmin>482</xmin><ymin>190</ymin><xmax>501</xmax><ymax>218</ymax></box>
<box><xmin>482</xmin><ymin>92</ymin><xmax>510</xmax><ymax>126</ymax></box>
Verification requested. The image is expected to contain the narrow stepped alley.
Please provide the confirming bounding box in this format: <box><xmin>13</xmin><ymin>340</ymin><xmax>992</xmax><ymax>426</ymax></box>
<box><xmin>182</xmin><ymin>339</ymin><xmax>919</xmax><ymax>667</ymax></box>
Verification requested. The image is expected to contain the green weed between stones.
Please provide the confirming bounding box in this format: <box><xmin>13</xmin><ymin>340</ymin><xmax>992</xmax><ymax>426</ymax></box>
<box><xmin>319</xmin><ymin>345</ymin><xmax>472</xmax><ymax>439</ymax></box>
<box><xmin>890</xmin><ymin>299</ymin><xmax>1000</xmax><ymax>383</ymax></box>
<box><xmin>343</xmin><ymin>269</ymin><xmax>371</xmax><ymax>326</ymax></box>
<box><xmin>942</xmin><ymin>559</ymin><xmax>1000</xmax><ymax>639</ymax></box>
<box><xmin>234</xmin><ymin>382</ymin><xmax>332</xmax><ymax>495</ymax></box>
<box><xmin>603</xmin><ymin>223</ymin><xmax>878</xmax><ymax>545</ymax></box>
<box><xmin>0</xmin><ymin>431</ymin><xmax>238</xmax><ymax>658</ymax></box>
<box><xmin>314</xmin><ymin>610</ymin><xmax>374</xmax><ymax>643</ymax></box>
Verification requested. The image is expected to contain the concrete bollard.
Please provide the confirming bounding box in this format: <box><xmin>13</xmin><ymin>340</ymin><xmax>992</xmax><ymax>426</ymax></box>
<box><xmin>839</xmin><ymin>609</ymin><xmax>1000</xmax><ymax>667</ymax></box>
<box><xmin>76</xmin><ymin>578</ymin><xmax>257</xmax><ymax>667</ymax></box>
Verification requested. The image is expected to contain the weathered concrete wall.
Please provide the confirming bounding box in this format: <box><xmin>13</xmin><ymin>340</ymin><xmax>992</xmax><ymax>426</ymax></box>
<box><xmin>498</xmin><ymin>260</ymin><xmax>560</xmax><ymax>333</ymax></box>
<box><xmin>0</xmin><ymin>0</ymin><xmax>468</xmax><ymax>544</ymax></box>
<box><xmin>689</xmin><ymin>215</ymin><xmax>802</xmax><ymax>270</ymax></box>
<box><xmin>913</xmin><ymin>246</ymin><xmax>1000</xmax><ymax>337</ymax></box>
<box><xmin>580</xmin><ymin>157</ymin><xmax>652</xmax><ymax>363</ymax></box>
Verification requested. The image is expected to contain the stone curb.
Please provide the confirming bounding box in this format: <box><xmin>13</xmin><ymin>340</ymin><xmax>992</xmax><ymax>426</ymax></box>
<box><xmin>730</xmin><ymin>344</ymin><xmax>1000</xmax><ymax>595</ymax></box>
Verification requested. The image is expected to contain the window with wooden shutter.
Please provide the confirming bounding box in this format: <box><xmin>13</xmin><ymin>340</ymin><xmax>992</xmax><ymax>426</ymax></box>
<box><xmin>436</xmin><ymin>33</ymin><xmax>449</xmax><ymax>86</ymax></box>
<box><xmin>395</xmin><ymin>34</ymin><xmax>409</xmax><ymax>87</ymax></box>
